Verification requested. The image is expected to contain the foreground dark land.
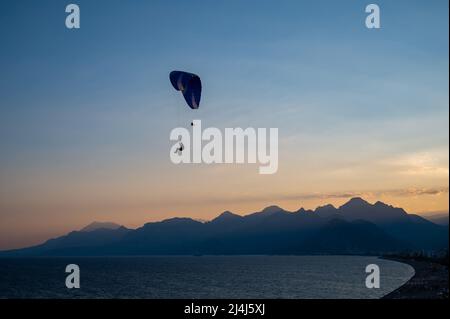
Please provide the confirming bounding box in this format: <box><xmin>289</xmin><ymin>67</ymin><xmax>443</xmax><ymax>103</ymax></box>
<box><xmin>382</xmin><ymin>255</ymin><xmax>449</xmax><ymax>299</ymax></box>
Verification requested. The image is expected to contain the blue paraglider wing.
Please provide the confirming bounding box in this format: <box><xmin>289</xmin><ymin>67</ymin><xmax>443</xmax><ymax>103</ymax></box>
<box><xmin>169</xmin><ymin>71</ymin><xmax>201</xmax><ymax>109</ymax></box>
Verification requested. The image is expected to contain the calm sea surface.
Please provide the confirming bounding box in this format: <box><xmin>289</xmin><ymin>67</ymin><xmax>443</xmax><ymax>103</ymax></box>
<box><xmin>0</xmin><ymin>255</ymin><xmax>414</xmax><ymax>299</ymax></box>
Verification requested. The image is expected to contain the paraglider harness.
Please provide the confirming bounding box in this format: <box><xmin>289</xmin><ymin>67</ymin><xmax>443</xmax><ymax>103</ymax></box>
<box><xmin>175</xmin><ymin>141</ymin><xmax>185</xmax><ymax>155</ymax></box>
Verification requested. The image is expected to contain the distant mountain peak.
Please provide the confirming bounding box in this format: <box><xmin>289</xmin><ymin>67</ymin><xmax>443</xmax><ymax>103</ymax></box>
<box><xmin>243</xmin><ymin>205</ymin><xmax>289</xmax><ymax>220</ymax></box>
<box><xmin>348</xmin><ymin>197</ymin><xmax>369</xmax><ymax>204</ymax></box>
<box><xmin>340</xmin><ymin>197</ymin><xmax>370</xmax><ymax>208</ymax></box>
<box><xmin>219</xmin><ymin>211</ymin><xmax>240</xmax><ymax>218</ymax></box>
<box><xmin>211</xmin><ymin>211</ymin><xmax>242</xmax><ymax>222</ymax></box>
<box><xmin>374</xmin><ymin>201</ymin><xmax>391</xmax><ymax>208</ymax></box>
<box><xmin>296</xmin><ymin>207</ymin><xmax>315</xmax><ymax>214</ymax></box>
<box><xmin>81</xmin><ymin>222</ymin><xmax>122</xmax><ymax>232</ymax></box>
<box><xmin>162</xmin><ymin>217</ymin><xmax>198</xmax><ymax>224</ymax></box>
<box><xmin>261</xmin><ymin>205</ymin><xmax>284</xmax><ymax>214</ymax></box>
<box><xmin>314</xmin><ymin>204</ymin><xmax>339</xmax><ymax>218</ymax></box>
<box><xmin>219</xmin><ymin>210</ymin><xmax>236</xmax><ymax>217</ymax></box>
<box><xmin>338</xmin><ymin>197</ymin><xmax>410</xmax><ymax>224</ymax></box>
<box><xmin>315</xmin><ymin>204</ymin><xmax>337</xmax><ymax>211</ymax></box>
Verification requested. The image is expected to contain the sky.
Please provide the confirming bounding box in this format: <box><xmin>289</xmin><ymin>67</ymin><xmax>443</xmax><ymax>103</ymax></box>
<box><xmin>0</xmin><ymin>0</ymin><xmax>448</xmax><ymax>250</ymax></box>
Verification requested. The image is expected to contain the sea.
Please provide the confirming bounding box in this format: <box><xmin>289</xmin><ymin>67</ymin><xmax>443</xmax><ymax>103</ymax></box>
<box><xmin>0</xmin><ymin>255</ymin><xmax>414</xmax><ymax>299</ymax></box>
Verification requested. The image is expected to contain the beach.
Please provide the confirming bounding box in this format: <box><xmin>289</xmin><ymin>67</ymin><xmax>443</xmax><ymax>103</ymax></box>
<box><xmin>382</xmin><ymin>257</ymin><xmax>449</xmax><ymax>299</ymax></box>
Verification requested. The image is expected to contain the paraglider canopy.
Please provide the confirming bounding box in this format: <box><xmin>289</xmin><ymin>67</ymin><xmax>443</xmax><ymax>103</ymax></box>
<box><xmin>170</xmin><ymin>71</ymin><xmax>202</xmax><ymax>109</ymax></box>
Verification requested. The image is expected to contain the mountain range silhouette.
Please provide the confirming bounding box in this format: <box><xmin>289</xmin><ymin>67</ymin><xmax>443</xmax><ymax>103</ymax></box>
<box><xmin>1</xmin><ymin>198</ymin><xmax>448</xmax><ymax>256</ymax></box>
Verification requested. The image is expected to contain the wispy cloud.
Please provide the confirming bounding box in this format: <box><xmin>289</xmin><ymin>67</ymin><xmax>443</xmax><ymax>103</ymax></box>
<box><xmin>159</xmin><ymin>186</ymin><xmax>449</xmax><ymax>206</ymax></box>
<box><xmin>270</xmin><ymin>187</ymin><xmax>449</xmax><ymax>202</ymax></box>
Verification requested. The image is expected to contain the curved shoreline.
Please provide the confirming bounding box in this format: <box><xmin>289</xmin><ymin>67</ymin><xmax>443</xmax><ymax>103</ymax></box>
<box><xmin>381</xmin><ymin>256</ymin><xmax>449</xmax><ymax>299</ymax></box>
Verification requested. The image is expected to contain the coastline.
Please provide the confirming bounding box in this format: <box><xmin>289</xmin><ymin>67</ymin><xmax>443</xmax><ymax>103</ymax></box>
<box><xmin>381</xmin><ymin>256</ymin><xmax>449</xmax><ymax>299</ymax></box>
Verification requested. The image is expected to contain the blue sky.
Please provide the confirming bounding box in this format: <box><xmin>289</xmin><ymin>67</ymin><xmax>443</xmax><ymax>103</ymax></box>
<box><xmin>0</xmin><ymin>0</ymin><xmax>448</xmax><ymax>249</ymax></box>
<box><xmin>0</xmin><ymin>0</ymin><xmax>448</xmax><ymax>154</ymax></box>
